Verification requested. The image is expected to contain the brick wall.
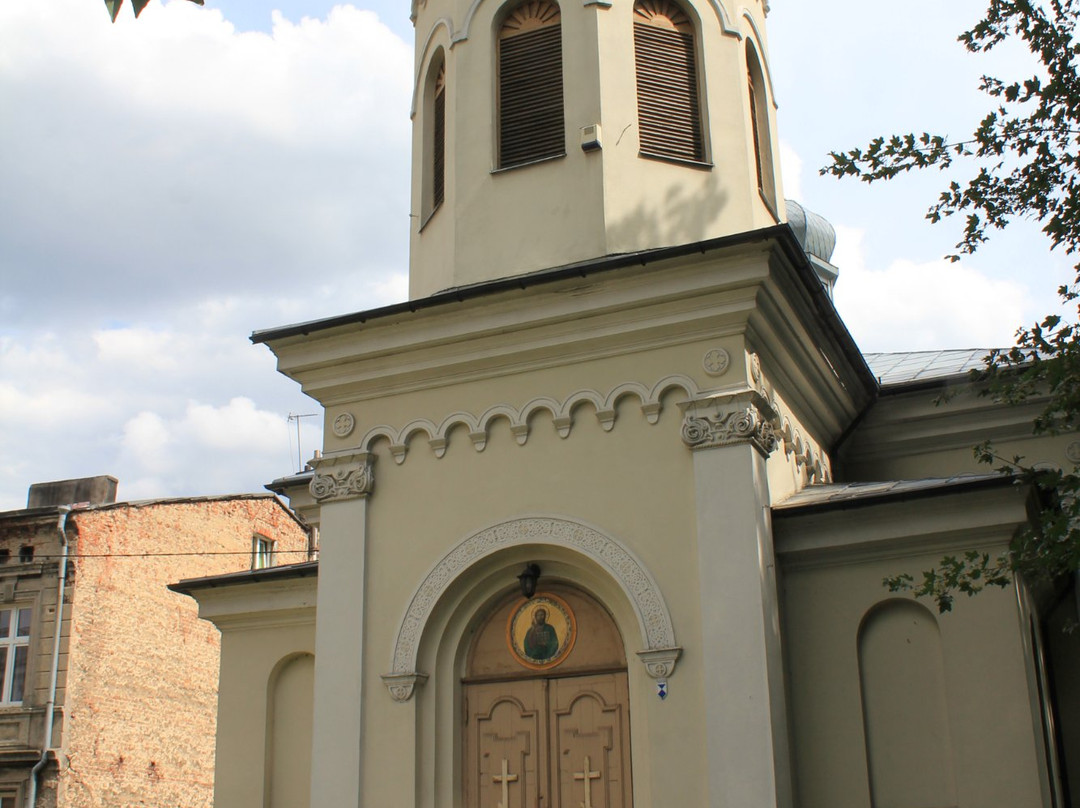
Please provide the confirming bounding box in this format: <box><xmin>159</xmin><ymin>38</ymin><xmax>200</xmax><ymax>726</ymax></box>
<box><xmin>51</xmin><ymin>496</ymin><xmax>309</xmax><ymax>808</ymax></box>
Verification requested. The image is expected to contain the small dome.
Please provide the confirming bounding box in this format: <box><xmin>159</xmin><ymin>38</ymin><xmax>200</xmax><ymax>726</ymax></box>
<box><xmin>785</xmin><ymin>199</ymin><xmax>836</xmax><ymax>263</ymax></box>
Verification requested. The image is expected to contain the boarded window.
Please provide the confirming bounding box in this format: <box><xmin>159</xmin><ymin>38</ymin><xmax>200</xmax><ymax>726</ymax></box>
<box><xmin>634</xmin><ymin>0</ymin><xmax>703</xmax><ymax>163</ymax></box>
<box><xmin>433</xmin><ymin>62</ymin><xmax>446</xmax><ymax>210</ymax></box>
<box><xmin>498</xmin><ymin>0</ymin><xmax>564</xmax><ymax>168</ymax></box>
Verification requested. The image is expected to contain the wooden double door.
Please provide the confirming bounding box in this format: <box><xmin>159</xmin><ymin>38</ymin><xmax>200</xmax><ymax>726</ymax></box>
<box><xmin>464</xmin><ymin>672</ymin><xmax>632</xmax><ymax>808</ymax></box>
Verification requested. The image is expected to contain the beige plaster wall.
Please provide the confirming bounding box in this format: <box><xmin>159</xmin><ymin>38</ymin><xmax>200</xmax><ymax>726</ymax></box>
<box><xmin>360</xmin><ymin>428</ymin><xmax>703</xmax><ymax>807</ymax></box>
<box><xmin>212</xmin><ymin>614</ymin><xmax>316</xmax><ymax>808</ymax></box>
<box><xmin>777</xmin><ymin>494</ymin><xmax>1047</xmax><ymax>808</ymax></box>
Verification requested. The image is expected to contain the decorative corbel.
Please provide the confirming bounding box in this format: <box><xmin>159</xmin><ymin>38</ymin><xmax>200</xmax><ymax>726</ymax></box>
<box><xmin>381</xmin><ymin>671</ymin><xmax>429</xmax><ymax>703</ymax></box>
<box><xmin>308</xmin><ymin>451</ymin><xmax>375</xmax><ymax>503</ymax></box>
<box><xmin>681</xmin><ymin>390</ymin><xmax>780</xmax><ymax>457</ymax></box>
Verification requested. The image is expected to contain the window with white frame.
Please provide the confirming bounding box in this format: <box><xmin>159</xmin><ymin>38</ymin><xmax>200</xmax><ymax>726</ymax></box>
<box><xmin>252</xmin><ymin>536</ymin><xmax>275</xmax><ymax>570</ymax></box>
<box><xmin>0</xmin><ymin>607</ymin><xmax>31</xmax><ymax>705</ymax></box>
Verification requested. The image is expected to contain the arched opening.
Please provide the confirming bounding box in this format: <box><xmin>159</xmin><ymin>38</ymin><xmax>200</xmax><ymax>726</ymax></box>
<box><xmin>633</xmin><ymin>0</ymin><xmax>704</xmax><ymax>164</ymax></box>
<box><xmin>462</xmin><ymin>583</ymin><xmax>633</xmax><ymax>806</ymax></box>
<box><xmin>421</xmin><ymin>51</ymin><xmax>446</xmax><ymax>224</ymax></box>
<box><xmin>496</xmin><ymin>0</ymin><xmax>564</xmax><ymax>168</ymax></box>
<box><xmin>745</xmin><ymin>39</ymin><xmax>776</xmax><ymax>215</ymax></box>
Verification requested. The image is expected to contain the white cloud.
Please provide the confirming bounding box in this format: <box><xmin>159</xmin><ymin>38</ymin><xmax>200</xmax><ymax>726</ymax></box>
<box><xmin>778</xmin><ymin>140</ymin><xmax>802</xmax><ymax>202</ymax></box>
<box><xmin>832</xmin><ymin>226</ymin><xmax>1033</xmax><ymax>352</ymax></box>
<box><xmin>0</xmin><ymin>0</ymin><xmax>410</xmax><ymax>508</ymax></box>
<box><xmin>116</xmin><ymin>398</ymin><xmax>320</xmax><ymax>501</ymax></box>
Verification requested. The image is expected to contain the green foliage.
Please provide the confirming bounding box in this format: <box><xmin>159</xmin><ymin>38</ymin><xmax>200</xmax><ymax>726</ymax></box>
<box><xmin>105</xmin><ymin>0</ymin><xmax>203</xmax><ymax>23</ymax></box>
<box><xmin>825</xmin><ymin>1</ymin><xmax>1080</xmax><ymax>612</ymax></box>
<box><xmin>825</xmin><ymin>0</ymin><xmax>1080</xmax><ymax>267</ymax></box>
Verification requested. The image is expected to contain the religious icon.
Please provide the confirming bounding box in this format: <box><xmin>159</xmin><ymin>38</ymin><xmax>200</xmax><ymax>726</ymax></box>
<box><xmin>506</xmin><ymin>593</ymin><xmax>576</xmax><ymax>670</ymax></box>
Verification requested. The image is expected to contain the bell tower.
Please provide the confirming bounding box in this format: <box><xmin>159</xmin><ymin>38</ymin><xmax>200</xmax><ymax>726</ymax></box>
<box><xmin>408</xmin><ymin>0</ymin><xmax>782</xmax><ymax>298</ymax></box>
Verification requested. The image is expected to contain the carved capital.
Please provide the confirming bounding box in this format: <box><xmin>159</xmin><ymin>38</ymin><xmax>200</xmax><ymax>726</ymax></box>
<box><xmin>381</xmin><ymin>671</ymin><xmax>428</xmax><ymax>702</ymax></box>
<box><xmin>681</xmin><ymin>391</ymin><xmax>779</xmax><ymax>457</ymax></box>
<box><xmin>308</xmin><ymin>452</ymin><xmax>375</xmax><ymax>502</ymax></box>
<box><xmin>636</xmin><ymin>647</ymin><xmax>682</xmax><ymax>680</ymax></box>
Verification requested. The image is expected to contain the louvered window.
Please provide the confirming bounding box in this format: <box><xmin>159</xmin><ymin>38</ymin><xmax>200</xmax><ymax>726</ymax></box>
<box><xmin>433</xmin><ymin>63</ymin><xmax>446</xmax><ymax>210</ymax></box>
<box><xmin>746</xmin><ymin>41</ymin><xmax>776</xmax><ymax>212</ymax></box>
<box><xmin>748</xmin><ymin>68</ymin><xmax>763</xmax><ymax>191</ymax></box>
<box><xmin>634</xmin><ymin>0</ymin><xmax>704</xmax><ymax>163</ymax></box>
<box><xmin>498</xmin><ymin>0</ymin><xmax>564</xmax><ymax>169</ymax></box>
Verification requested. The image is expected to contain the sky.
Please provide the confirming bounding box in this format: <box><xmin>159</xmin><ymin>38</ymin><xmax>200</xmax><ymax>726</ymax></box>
<box><xmin>0</xmin><ymin>0</ymin><xmax>1071</xmax><ymax>510</ymax></box>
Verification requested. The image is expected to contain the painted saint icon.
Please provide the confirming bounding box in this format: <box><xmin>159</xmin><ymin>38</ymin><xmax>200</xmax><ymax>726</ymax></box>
<box><xmin>507</xmin><ymin>594</ymin><xmax>576</xmax><ymax>670</ymax></box>
<box><xmin>524</xmin><ymin>607</ymin><xmax>559</xmax><ymax>660</ymax></box>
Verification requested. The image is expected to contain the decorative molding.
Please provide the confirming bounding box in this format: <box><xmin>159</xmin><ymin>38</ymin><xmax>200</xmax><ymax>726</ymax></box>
<box><xmin>308</xmin><ymin>453</ymin><xmax>375</xmax><ymax>502</ymax></box>
<box><xmin>681</xmin><ymin>390</ymin><xmax>779</xmax><ymax>456</ymax></box>
<box><xmin>410</xmin><ymin>20</ymin><xmax>454</xmax><ymax>117</ymax></box>
<box><xmin>702</xmin><ymin>348</ymin><xmax>730</xmax><ymax>377</ymax></box>
<box><xmin>359</xmin><ymin>375</ymin><xmax>700</xmax><ymax>465</ymax></box>
<box><xmin>744</xmin><ymin>354</ymin><xmax>832</xmax><ymax>482</ymax></box>
<box><xmin>636</xmin><ymin>647</ymin><xmax>682</xmax><ymax>680</ymax></box>
<box><xmin>741</xmin><ymin>10</ymin><xmax>778</xmax><ymax>104</ymax></box>
<box><xmin>778</xmin><ymin>416</ymin><xmax>830</xmax><ymax>484</ymax></box>
<box><xmin>1067</xmin><ymin>440</ymin><xmax>1080</xmax><ymax>465</ymax></box>
<box><xmin>332</xmin><ymin>412</ymin><xmax>356</xmax><ymax>438</ymax></box>
<box><xmin>381</xmin><ymin>671</ymin><xmax>429</xmax><ymax>703</ymax></box>
<box><xmin>384</xmin><ymin>517</ymin><xmax>680</xmax><ymax>700</ymax></box>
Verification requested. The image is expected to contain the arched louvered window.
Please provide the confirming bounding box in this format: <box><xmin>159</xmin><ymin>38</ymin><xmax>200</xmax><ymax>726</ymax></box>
<box><xmin>421</xmin><ymin>53</ymin><xmax>446</xmax><ymax>224</ymax></box>
<box><xmin>634</xmin><ymin>0</ymin><xmax>704</xmax><ymax>163</ymax></box>
<box><xmin>746</xmin><ymin>41</ymin><xmax>776</xmax><ymax>213</ymax></box>
<box><xmin>432</xmin><ymin>62</ymin><xmax>446</xmax><ymax>210</ymax></box>
<box><xmin>498</xmin><ymin>0</ymin><xmax>564</xmax><ymax>169</ymax></box>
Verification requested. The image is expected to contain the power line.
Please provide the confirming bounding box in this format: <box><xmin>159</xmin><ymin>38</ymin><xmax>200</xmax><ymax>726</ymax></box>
<box><xmin>11</xmin><ymin>549</ymin><xmax>314</xmax><ymax>560</ymax></box>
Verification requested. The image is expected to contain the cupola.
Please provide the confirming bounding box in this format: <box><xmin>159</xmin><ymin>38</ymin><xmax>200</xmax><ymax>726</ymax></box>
<box><xmin>407</xmin><ymin>0</ymin><xmax>781</xmax><ymax>298</ymax></box>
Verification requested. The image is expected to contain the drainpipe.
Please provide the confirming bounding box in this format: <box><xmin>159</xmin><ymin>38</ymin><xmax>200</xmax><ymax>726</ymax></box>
<box><xmin>27</xmin><ymin>507</ymin><xmax>71</xmax><ymax>808</ymax></box>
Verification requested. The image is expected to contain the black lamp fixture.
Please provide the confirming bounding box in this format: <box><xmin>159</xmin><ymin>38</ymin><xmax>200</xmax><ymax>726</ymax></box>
<box><xmin>517</xmin><ymin>563</ymin><xmax>541</xmax><ymax>599</ymax></box>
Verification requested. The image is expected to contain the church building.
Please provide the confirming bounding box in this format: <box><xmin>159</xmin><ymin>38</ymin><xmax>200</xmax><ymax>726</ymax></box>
<box><xmin>174</xmin><ymin>0</ymin><xmax>1080</xmax><ymax>805</ymax></box>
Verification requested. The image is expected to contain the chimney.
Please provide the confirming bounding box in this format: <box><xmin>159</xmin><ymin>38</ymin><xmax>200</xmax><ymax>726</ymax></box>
<box><xmin>27</xmin><ymin>476</ymin><xmax>119</xmax><ymax>508</ymax></box>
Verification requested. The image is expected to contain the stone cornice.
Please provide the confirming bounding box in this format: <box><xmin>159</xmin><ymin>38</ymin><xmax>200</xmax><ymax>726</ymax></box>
<box><xmin>308</xmin><ymin>451</ymin><xmax>375</xmax><ymax>503</ymax></box>
<box><xmin>258</xmin><ymin>238</ymin><xmax>874</xmax><ymax>454</ymax></box>
<box><xmin>680</xmin><ymin>390</ymin><xmax>780</xmax><ymax>456</ymax></box>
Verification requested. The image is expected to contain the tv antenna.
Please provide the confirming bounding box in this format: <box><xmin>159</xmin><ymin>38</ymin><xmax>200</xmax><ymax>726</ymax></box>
<box><xmin>287</xmin><ymin>413</ymin><xmax>319</xmax><ymax>473</ymax></box>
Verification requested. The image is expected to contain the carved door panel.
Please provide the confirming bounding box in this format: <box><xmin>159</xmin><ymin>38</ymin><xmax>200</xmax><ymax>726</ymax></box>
<box><xmin>550</xmin><ymin>674</ymin><xmax>632</xmax><ymax>808</ymax></box>
<box><xmin>464</xmin><ymin>674</ymin><xmax>631</xmax><ymax>808</ymax></box>
<box><xmin>466</xmin><ymin>679</ymin><xmax>546</xmax><ymax>808</ymax></box>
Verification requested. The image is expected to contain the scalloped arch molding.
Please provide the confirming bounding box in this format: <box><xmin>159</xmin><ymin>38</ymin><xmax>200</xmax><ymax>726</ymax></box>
<box><xmin>385</xmin><ymin>516</ymin><xmax>682</xmax><ymax>699</ymax></box>
<box><xmin>359</xmin><ymin>374</ymin><xmax>699</xmax><ymax>464</ymax></box>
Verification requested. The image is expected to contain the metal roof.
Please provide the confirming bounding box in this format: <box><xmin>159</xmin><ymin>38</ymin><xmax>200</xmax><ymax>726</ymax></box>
<box><xmin>772</xmin><ymin>472</ymin><xmax>1012</xmax><ymax>513</ymax></box>
<box><xmin>785</xmin><ymin>199</ymin><xmax>836</xmax><ymax>263</ymax></box>
<box><xmin>863</xmin><ymin>349</ymin><xmax>990</xmax><ymax>386</ymax></box>
<box><xmin>169</xmin><ymin>560</ymin><xmax>319</xmax><ymax>594</ymax></box>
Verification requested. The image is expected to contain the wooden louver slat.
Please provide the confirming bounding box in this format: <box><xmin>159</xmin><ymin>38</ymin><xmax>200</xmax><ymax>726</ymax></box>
<box><xmin>747</xmin><ymin>69</ymin><xmax>763</xmax><ymax>194</ymax></box>
<box><xmin>498</xmin><ymin>23</ymin><xmax>564</xmax><ymax>168</ymax></box>
<box><xmin>433</xmin><ymin>68</ymin><xmax>445</xmax><ymax>209</ymax></box>
<box><xmin>634</xmin><ymin>20</ymin><xmax>703</xmax><ymax>162</ymax></box>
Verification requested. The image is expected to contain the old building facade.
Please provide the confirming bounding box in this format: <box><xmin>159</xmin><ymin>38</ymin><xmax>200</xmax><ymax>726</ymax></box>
<box><xmin>0</xmin><ymin>476</ymin><xmax>311</xmax><ymax>808</ymax></box>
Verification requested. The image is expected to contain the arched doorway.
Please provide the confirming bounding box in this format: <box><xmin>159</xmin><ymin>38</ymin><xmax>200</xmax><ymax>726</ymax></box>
<box><xmin>463</xmin><ymin>584</ymin><xmax>633</xmax><ymax>807</ymax></box>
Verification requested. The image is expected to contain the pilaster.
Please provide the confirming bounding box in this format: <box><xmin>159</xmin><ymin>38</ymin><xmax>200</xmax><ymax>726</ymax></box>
<box><xmin>307</xmin><ymin>450</ymin><xmax>374</xmax><ymax>808</ymax></box>
<box><xmin>681</xmin><ymin>391</ymin><xmax>792</xmax><ymax>808</ymax></box>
